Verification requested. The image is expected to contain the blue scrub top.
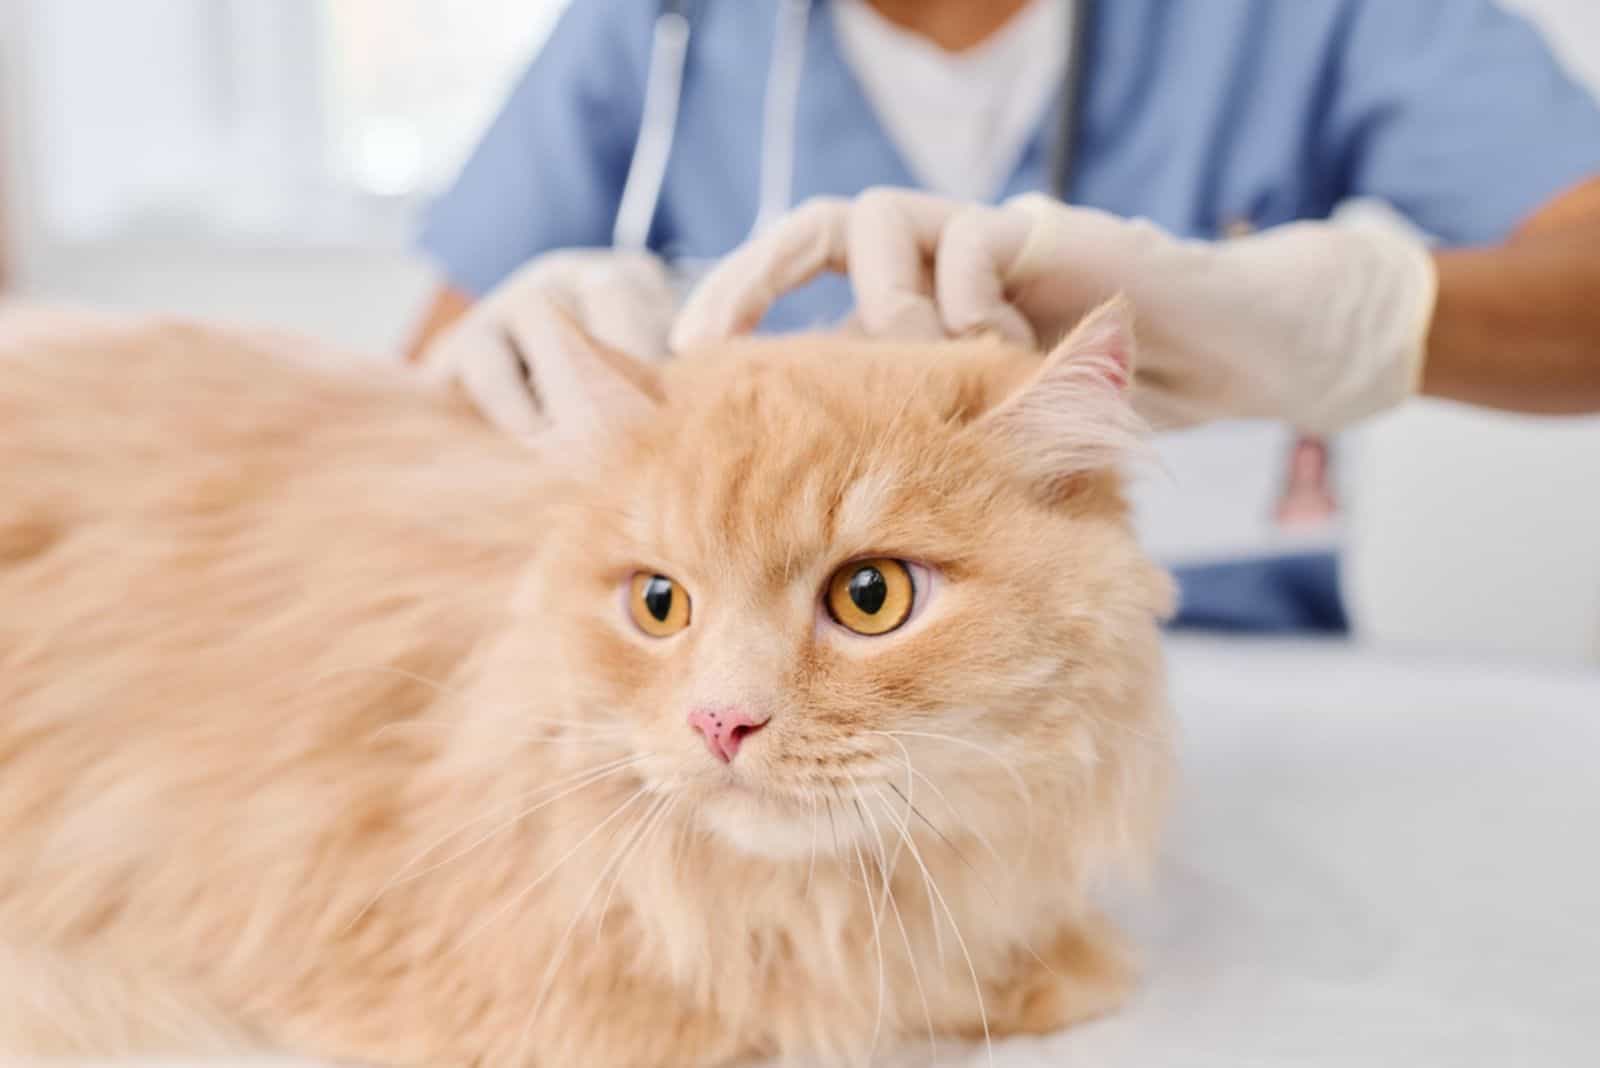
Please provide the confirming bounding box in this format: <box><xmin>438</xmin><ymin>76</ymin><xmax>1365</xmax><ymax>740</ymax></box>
<box><xmin>419</xmin><ymin>0</ymin><xmax>1600</xmax><ymax>633</ymax></box>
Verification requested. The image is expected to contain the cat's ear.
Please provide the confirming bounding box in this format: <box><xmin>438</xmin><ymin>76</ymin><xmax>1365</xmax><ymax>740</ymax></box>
<box><xmin>502</xmin><ymin>295</ymin><xmax>664</xmax><ymax>440</ymax></box>
<box><xmin>978</xmin><ymin>297</ymin><xmax>1144</xmax><ymax>495</ymax></box>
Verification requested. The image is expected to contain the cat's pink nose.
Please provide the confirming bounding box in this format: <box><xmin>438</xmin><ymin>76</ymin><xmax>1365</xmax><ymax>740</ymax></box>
<box><xmin>687</xmin><ymin>706</ymin><xmax>770</xmax><ymax>764</ymax></box>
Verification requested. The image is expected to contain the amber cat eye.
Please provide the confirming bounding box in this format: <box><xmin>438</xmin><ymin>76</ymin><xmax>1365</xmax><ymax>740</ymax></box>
<box><xmin>629</xmin><ymin>573</ymin><xmax>691</xmax><ymax>637</ymax></box>
<box><xmin>826</xmin><ymin>558</ymin><xmax>915</xmax><ymax>636</ymax></box>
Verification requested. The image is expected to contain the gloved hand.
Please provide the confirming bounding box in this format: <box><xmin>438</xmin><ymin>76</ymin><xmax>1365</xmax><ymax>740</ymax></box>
<box><xmin>672</xmin><ymin>190</ymin><xmax>1438</xmax><ymax>433</ymax></box>
<box><xmin>421</xmin><ymin>249</ymin><xmax>678</xmax><ymax>438</ymax></box>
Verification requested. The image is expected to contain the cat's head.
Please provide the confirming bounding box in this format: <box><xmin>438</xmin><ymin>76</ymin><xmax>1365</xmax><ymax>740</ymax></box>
<box><xmin>496</xmin><ymin>299</ymin><xmax>1172</xmax><ymax>863</ymax></box>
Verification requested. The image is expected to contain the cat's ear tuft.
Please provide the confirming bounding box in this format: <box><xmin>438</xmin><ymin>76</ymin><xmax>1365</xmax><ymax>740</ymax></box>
<box><xmin>979</xmin><ymin>297</ymin><xmax>1145</xmax><ymax>495</ymax></box>
<box><xmin>1055</xmin><ymin>295</ymin><xmax>1134</xmax><ymax>392</ymax></box>
<box><xmin>503</xmin><ymin>296</ymin><xmax>664</xmax><ymax>439</ymax></box>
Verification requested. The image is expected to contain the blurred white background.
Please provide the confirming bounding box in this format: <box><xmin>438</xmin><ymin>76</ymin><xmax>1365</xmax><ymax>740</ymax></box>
<box><xmin>1</xmin><ymin>0</ymin><xmax>576</xmax><ymax>349</ymax></box>
<box><xmin>0</xmin><ymin>0</ymin><xmax>1596</xmax><ymax>663</ymax></box>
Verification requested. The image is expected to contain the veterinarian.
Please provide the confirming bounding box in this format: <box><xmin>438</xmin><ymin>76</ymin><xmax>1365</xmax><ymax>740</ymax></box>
<box><xmin>409</xmin><ymin>0</ymin><xmax>1600</xmax><ymax>629</ymax></box>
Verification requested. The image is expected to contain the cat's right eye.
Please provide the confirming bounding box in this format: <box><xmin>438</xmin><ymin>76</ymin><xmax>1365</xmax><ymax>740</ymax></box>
<box><xmin>628</xmin><ymin>573</ymin><xmax>692</xmax><ymax>637</ymax></box>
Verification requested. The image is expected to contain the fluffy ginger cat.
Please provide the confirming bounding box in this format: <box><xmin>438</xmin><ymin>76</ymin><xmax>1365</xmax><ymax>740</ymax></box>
<box><xmin>0</xmin><ymin>297</ymin><xmax>1172</xmax><ymax>1066</ymax></box>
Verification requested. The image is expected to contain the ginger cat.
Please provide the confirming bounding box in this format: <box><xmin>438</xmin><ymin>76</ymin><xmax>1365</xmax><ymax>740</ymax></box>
<box><xmin>0</xmin><ymin>299</ymin><xmax>1172</xmax><ymax>1065</ymax></box>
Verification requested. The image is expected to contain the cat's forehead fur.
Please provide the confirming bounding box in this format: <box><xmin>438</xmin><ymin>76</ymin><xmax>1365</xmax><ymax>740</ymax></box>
<box><xmin>589</xmin><ymin>335</ymin><xmax>1117</xmax><ymax>577</ymax></box>
<box><xmin>663</xmin><ymin>335</ymin><xmax>1031</xmax><ymax>432</ymax></box>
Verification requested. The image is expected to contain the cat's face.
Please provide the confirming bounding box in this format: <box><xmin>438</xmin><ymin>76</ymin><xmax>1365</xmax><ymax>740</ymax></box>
<box><xmin>514</xmin><ymin>303</ymin><xmax>1170</xmax><ymax>859</ymax></box>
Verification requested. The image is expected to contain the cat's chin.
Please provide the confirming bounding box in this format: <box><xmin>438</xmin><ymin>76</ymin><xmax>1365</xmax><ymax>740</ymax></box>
<box><xmin>691</xmin><ymin>785</ymin><xmax>836</xmax><ymax>861</ymax></box>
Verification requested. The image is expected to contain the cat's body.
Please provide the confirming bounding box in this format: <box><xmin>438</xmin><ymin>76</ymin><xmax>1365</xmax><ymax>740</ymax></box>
<box><xmin>0</xmin><ymin>309</ymin><xmax>1172</xmax><ymax>1065</ymax></box>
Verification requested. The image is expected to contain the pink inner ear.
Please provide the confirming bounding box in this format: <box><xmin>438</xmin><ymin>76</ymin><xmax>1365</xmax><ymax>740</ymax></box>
<box><xmin>1101</xmin><ymin>351</ymin><xmax>1130</xmax><ymax>392</ymax></box>
<box><xmin>984</xmin><ymin>296</ymin><xmax>1145</xmax><ymax>488</ymax></box>
<box><xmin>1063</xmin><ymin>301</ymin><xmax>1134</xmax><ymax>392</ymax></box>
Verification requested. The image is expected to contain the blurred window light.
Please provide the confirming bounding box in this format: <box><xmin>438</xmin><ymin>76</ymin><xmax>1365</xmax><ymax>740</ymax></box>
<box><xmin>320</xmin><ymin>0</ymin><xmax>570</xmax><ymax>199</ymax></box>
<box><xmin>16</xmin><ymin>0</ymin><xmax>571</xmax><ymax>246</ymax></box>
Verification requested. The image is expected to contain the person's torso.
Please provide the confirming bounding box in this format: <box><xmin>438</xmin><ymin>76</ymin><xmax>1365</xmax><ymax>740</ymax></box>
<box><xmin>652</xmin><ymin>0</ymin><xmax>1352</xmax><ymax>329</ymax></box>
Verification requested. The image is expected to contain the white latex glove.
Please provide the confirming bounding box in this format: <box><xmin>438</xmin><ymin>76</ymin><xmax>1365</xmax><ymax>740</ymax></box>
<box><xmin>421</xmin><ymin>249</ymin><xmax>678</xmax><ymax>438</ymax></box>
<box><xmin>673</xmin><ymin>190</ymin><xmax>1438</xmax><ymax>433</ymax></box>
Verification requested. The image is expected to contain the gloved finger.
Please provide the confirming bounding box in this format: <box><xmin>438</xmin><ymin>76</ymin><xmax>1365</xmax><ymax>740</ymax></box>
<box><xmin>488</xmin><ymin>248</ymin><xmax>611</xmax><ymax>306</ymax></box>
<box><xmin>833</xmin><ymin>311</ymin><xmax>868</xmax><ymax>337</ymax></box>
<box><xmin>420</xmin><ymin>253</ymin><xmax>588</xmax><ymax>378</ymax></box>
<box><xmin>943</xmin><ymin>197</ymin><xmax>1175</xmax><ymax>345</ymax></box>
<box><xmin>451</xmin><ymin>322</ymin><xmax>547</xmax><ymax>441</ymax></box>
<box><xmin>581</xmin><ymin>292</ymin><xmax>675</xmax><ymax>363</ymax></box>
<box><xmin>845</xmin><ymin>188</ymin><xmax>955</xmax><ymax>339</ymax></box>
<box><xmin>671</xmin><ymin>197</ymin><xmax>850</xmax><ymax>351</ymax></box>
<box><xmin>1002</xmin><ymin>195</ymin><xmax>1164</xmax><ymax>275</ymax></box>
<box><xmin>933</xmin><ymin>203</ymin><xmax>1040</xmax><ymax>345</ymax></box>
<box><xmin>574</xmin><ymin>254</ymin><xmax>679</xmax><ymax>361</ymax></box>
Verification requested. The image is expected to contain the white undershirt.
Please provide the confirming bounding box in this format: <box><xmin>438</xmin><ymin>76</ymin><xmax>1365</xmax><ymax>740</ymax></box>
<box><xmin>831</xmin><ymin>0</ymin><xmax>1070</xmax><ymax>202</ymax></box>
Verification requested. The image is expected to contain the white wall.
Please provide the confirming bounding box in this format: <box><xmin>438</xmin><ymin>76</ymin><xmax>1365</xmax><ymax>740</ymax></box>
<box><xmin>14</xmin><ymin>241</ymin><xmax>434</xmax><ymax>356</ymax></box>
<box><xmin>1346</xmin><ymin>407</ymin><xmax>1600</xmax><ymax>663</ymax></box>
<box><xmin>0</xmin><ymin>1</ymin><xmax>436</xmax><ymax>356</ymax></box>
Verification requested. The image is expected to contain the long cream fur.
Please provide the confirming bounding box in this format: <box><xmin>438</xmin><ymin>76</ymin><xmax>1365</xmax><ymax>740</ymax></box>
<box><xmin>0</xmin><ymin>303</ymin><xmax>1172</xmax><ymax>1066</ymax></box>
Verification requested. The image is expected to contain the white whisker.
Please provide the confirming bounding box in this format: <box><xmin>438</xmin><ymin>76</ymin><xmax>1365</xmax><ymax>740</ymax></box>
<box><xmin>343</xmin><ymin>753</ymin><xmax>646</xmax><ymax>933</ymax></box>
<box><xmin>871</xmin><ymin>832</ymin><xmax>937</xmax><ymax>1058</ymax></box>
<box><xmin>884</xmin><ymin>781</ymin><xmax>1061</xmax><ymax>983</ymax></box>
<box><xmin>849</xmin><ymin>779</ymin><xmax>895</xmax><ymax>927</ymax></box>
<box><xmin>824</xmin><ymin>790</ymin><xmax>847</xmax><ymax>881</ymax></box>
<box><xmin>804</xmin><ymin>790</ymin><xmax>820</xmax><ymax>900</ymax></box>
<box><xmin>871</xmin><ymin>729</ymin><xmax>1010</xmax><ymax>897</ymax></box>
<box><xmin>399</xmin><ymin>754</ymin><xmax>642</xmax><ymax>884</ymax></box>
<box><xmin>870</xmin><ymin>733</ymin><xmax>946</xmax><ymax>967</ymax></box>
<box><xmin>877</xmin><ymin>729</ymin><xmax>1033</xmax><ymax>826</ymax></box>
<box><xmin>513</xmin><ymin>791</ymin><xmax>668</xmax><ymax>1066</ymax></box>
<box><xmin>885</xmin><ymin>761</ymin><xmax>911</xmax><ymax>874</ymax></box>
<box><xmin>877</xmin><ymin>784</ymin><xmax>947</xmax><ymax>972</ymax></box>
<box><xmin>901</xmin><ymin>763</ymin><xmax>1006</xmax><ymax>871</ymax></box>
<box><xmin>872</xmin><ymin>787</ymin><xmax>993</xmax><ymax>1068</ymax></box>
<box><xmin>849</xmin><ymin>827</ymin><xmax>887</xmax><ymax>1062</ymax></box>
<box><xmin>594</xmin><ymin>794</ymin><xmax>678</xmax><ymax>941</ymax></box>
<box><xmin>454</xmin><ymin>782</ymin><xmax>652</xmax><ymax>951</ymax></box>
<box><xmin>853</xmin><ymin>776</ymin><xmax>935</xmax><ymax>1060</ymax></box>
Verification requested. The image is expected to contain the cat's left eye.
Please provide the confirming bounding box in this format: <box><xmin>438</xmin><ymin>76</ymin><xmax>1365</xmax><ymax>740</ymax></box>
<box><xmin>629</xmin><ymin>573</ymin><xmax>691</xmax><ymax>637</ymax></box>
<box><xmin>826</xmin><ymin>558</ymin><xmax>917</xmax><ymax>636</ymax></box>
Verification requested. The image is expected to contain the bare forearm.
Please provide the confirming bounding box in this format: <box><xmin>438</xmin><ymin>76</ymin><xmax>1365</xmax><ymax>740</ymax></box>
<box><xmin>1422</xmin><ymin>178</ymin><xmax>1600</xmax><ymax>414</ymax></box>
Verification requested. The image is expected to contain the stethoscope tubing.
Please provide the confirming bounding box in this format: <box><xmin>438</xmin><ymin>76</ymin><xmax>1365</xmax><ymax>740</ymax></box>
<box><xmin>616</xmin><ymin>0</ymin><xmax>1089</xmax><ymax>256</ymax></box>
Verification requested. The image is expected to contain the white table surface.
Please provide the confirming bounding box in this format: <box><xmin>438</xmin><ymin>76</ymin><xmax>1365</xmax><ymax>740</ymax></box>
<box><xmin>954</xmin><ymin>636</ymin><xmax>1600</xmax><ymax>1068</ymax></box>
<box><xmin>70</xmin><ymin>637</ymin><xmax>1600</xmax><ymax>1068</ymax></box>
